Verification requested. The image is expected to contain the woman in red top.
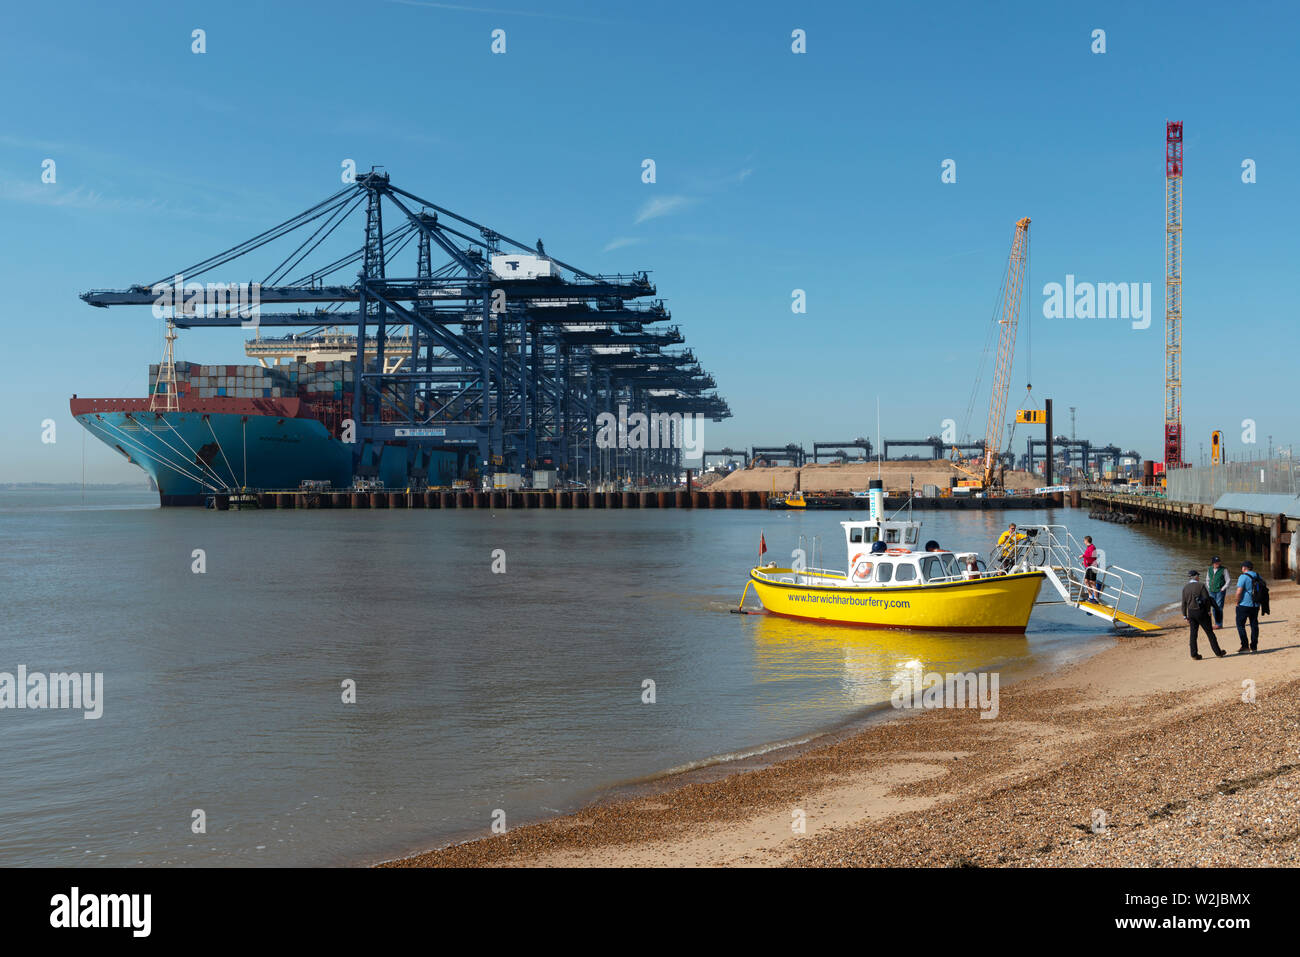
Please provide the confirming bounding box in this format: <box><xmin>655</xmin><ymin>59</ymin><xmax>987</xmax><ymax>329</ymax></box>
<box><xmin>1080</xmin><ymin>536</ymin><xmax>1099</xmax><ymax>601</ymax></box>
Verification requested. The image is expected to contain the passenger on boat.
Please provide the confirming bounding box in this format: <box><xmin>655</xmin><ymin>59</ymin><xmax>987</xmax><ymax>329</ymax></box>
<box><xmin>995</xmin><ymin>523</ymin><xmax>1025</xmax><ymax>569</ymax></box>
<box><xmin>924</xmin><ymin>540</ymin><xmax>943</xmax><ymax>552</ymax></box>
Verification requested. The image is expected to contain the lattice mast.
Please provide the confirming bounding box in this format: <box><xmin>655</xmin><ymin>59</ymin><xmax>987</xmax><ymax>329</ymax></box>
<box><xmin>982</xmin><ymin>216</ymin><xmax>1032</xmax><ymax>486</ymax></box>
<box><xmin>1164</xmin><ymin>121</ymin><xmax>1184</xmax><ymax>470</ymax></box>
<box><xmin>150</xmin><ymin>319</ymin><xmax>180</xmax><ymax>412</ymax></box>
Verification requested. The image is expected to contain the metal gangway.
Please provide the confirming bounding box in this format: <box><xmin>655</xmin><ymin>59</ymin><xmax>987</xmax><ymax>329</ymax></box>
<box><xmin>995</xmin><ymin>524</ymin><xmax>1161</xmax><ymax>632</ymax></box>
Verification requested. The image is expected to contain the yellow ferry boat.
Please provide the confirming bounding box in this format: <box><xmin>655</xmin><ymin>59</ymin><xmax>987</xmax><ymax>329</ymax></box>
<box><xmin>742</xmin><ymin>480</ymin><xmax>1045</xmax><ymax>633</ymax></box>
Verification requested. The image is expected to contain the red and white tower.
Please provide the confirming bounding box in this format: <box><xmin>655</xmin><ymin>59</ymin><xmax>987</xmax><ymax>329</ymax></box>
<box><xmin>1164</xmin><ymin>121</ymin><xmax>1185</xmax><ymax>470</ymax></box>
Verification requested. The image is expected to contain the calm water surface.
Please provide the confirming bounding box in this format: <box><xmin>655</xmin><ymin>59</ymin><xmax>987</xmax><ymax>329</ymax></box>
<box><xmin>0</xmin><ymin>489</ymin><xmax>1214</xmax><ymax>866</ymax></box>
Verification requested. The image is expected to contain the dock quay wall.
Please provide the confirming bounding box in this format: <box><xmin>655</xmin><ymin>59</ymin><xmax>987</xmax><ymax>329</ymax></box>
<box><xmin>214</xmin><ymin>490</ymin><xmax>1063</xmax><ymax>514</ymax></box>
<box><xmin>1081</xmin><ymin>490</ymin><xmax>1298</xmax><ymax>582</ymax></box>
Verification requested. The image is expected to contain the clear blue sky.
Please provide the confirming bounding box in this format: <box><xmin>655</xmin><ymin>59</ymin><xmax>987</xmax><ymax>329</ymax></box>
<box><xmin>3</xmin><ymin>0</ymin><xmax>1296</xmax><ymax>482</ymax></box>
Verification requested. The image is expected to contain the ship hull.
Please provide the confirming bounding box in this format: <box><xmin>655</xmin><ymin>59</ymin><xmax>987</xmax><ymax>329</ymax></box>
<box><xmin>72</xmin><ymin>399</ymin><xmax>353</xmax><ymax>505</ymax></box>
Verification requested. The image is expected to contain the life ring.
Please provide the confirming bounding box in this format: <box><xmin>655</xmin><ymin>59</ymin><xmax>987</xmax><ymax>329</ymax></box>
<box><xmin>851</xmin><ymin>560</ymin><xmax>873</xmax><ymax>582</ymax></box>
<box><xmin>886</xmin><ymin>547</ymin><xmax>911</xmax><ymax>555</ymax></box>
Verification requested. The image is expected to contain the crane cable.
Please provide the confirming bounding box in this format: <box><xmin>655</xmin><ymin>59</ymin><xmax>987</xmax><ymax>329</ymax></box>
<box><xmin>153</xmin><ymin>186</ymin><xmax>356</xmax><ymax>286</ymax></box>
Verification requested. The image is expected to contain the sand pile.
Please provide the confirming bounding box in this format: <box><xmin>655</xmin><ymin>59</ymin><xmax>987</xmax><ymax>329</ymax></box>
<box><xmin>707</xmin><ymin>461</ymin><xmax>1042</xmax><ymax>493</ymax></box>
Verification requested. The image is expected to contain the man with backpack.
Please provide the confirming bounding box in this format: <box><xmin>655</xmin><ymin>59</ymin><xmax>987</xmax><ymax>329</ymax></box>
<box><xmin>1181</xmin><ymin>570</ymin><xmax>1226</xmax><ymax>660</ymax></box>
<box><xmin>1234</xmin><ymin>559</ymin><xmax>1270</xmax><ymax>653</ymax></box>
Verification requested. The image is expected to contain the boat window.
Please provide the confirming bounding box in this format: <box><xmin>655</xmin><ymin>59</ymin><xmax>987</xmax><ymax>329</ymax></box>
<box><xmin>921</xmin><ymin>556</ymin><xmax>940</xmax><ymax>581</ymax></box>
<box><xmin>895</xmin><ymin>563</ymin><xmax>917</xmax><ymax>582</ymax></box>
<box><xmin>940</xmin><ymin>554</ymin><xmax>960</xmax><ymax>578</ymax></box>
<box><xmin>905</xmin><ymin>526</ymin><xmax>918</xmax><ymax>544</ymax></box>
<box><xmin>876</xmin><ymin>562</ymin><xmax>893</xmax><ymax>583</ymax></box>
<box><xmin>884</xmin><ymin>527</ymin><xmax>900</xmax><ymax>543</ymax></box>
<box><xmin>865</xmin><ymin>527</ymin><xmax>879</xmax><ymax>543</ymax></box>
<box><xmin>849</xmin><ymin>528</ymin><xmax>863</xmax><ymax>544</ymax></box>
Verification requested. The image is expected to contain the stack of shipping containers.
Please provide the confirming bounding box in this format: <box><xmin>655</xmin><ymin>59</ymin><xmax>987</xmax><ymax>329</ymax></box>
<box><xmin>148</xmin><ymin>361</ymin><xmax>355</xmax><ymax>400</ymax></box>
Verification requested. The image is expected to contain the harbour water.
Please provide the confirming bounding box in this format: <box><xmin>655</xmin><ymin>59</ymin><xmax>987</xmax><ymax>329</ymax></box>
<box><xmin>0</xmin><ymin>490</ymin><xmax>1215</xmax><ymax>866</ymax></box>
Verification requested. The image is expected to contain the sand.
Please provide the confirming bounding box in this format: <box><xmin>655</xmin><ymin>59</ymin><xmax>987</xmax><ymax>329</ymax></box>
<box><xmin>381</xmin><ymin>582</ymin><xmax>1300</xmax><ymax>868</ymax></box>
<box><xmin>707</xmin><ymin>460</ymin><xmax>1044</xmax><ymax>494</ymax></box>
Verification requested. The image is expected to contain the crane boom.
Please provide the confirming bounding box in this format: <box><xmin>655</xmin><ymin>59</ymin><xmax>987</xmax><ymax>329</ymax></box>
<box><xmin>1164</xmin><ymin>121</ymin><xmax>1185</xmax><ymax>471</ymax></box>
<box><xmin>981</xmin><ymin>216</ymin><xmax>1031</xmax><ymax>486</ymax></box>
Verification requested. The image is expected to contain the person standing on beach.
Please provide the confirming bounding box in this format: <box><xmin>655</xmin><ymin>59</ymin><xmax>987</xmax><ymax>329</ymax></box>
<box><xmin>1181</xmin><ymin>570</ymin><xmax>1226</xmax><ymax>660</ymax></box>
<box><xmin>1206</xmin><ymin>556</ymin><xmax>1229</xmax><ymax>628</ymax></box>
<box><xmin>1234</xmin><ymin>560</ymin><xmax>1268</xmax><ymax>653</ymax></box>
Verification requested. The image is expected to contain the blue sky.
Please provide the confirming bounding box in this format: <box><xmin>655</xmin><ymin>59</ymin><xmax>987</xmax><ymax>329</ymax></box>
<box><xmin>3</xmin><ymin>0</ymin><xmax>1296</xmax><ymax>482</ymax></box>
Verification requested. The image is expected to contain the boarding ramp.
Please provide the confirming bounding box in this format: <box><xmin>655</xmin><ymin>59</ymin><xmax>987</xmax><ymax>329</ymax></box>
<box><xmin>996</xmin><ymin>524</ymin><xmax>1162</xmax><ymax>632</ymax></box>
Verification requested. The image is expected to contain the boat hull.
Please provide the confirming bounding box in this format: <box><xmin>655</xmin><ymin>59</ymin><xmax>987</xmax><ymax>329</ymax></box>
<box><xmin>749</xmin><ymin>569</ymin><xmax>1045</xmax><ymax>633</ymax></box>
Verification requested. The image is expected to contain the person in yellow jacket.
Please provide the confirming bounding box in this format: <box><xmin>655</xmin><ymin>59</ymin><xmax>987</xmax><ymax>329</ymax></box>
<box><xmin>995</xmin><ymin>523</ymin><xmax>1025</xmax><ymax>570</ymax></box>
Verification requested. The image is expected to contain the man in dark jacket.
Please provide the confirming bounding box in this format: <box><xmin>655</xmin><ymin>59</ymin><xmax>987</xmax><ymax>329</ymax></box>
<box><xmin>1181</xmin><ymin>570</ymin><xmax>1227</xmax><ymax>660</ymax></box>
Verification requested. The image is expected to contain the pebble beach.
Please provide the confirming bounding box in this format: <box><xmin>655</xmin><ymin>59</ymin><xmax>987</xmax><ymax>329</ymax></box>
<box><xmin>382</xmin><ymin>581</ymin><xmax>1300</xmax><ymax>868</ymax></box>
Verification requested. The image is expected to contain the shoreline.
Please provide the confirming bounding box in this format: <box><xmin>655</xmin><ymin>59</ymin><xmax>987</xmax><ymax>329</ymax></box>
<box><xmin>381</xmin><ymin>587</ymin><xmax>1299</xmax><ymax>867</ymax></box>
<box><xmin>368</xmin><ymin>619</ymin><xmax>1101</xmax><ymax>865</ymax></box>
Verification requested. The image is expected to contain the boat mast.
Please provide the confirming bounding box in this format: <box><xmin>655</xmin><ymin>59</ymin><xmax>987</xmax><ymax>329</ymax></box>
<box><xmin>875</xmin><ymin>396</ymin><xmax>882</xmax><ymax>480</ymax></box>
<box><xmin>151</xmin><ymin>319</ymin><xmax>180</xmax><ymax>412</ymax></box>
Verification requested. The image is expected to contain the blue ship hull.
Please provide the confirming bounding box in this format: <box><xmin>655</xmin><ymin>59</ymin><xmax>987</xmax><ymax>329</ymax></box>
<box><xmin>72</xmin><ymin>401</ymin><xmax>463</xmax><ymax>505</ymax></box>
<box><xmin>75</xmin><ymin>408</ymin><xmax>353</xmax><ymax>505</ymax></box>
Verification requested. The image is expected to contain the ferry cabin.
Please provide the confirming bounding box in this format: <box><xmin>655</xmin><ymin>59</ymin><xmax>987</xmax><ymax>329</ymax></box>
<box><xmin>841</xmin><ymin>518</ymin><xmax>984</xmax><ymax>587</ymax></box>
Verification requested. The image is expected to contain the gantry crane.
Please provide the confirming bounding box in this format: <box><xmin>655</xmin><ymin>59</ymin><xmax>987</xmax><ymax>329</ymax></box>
<box><xmin>79</xmin><ymin>170</ymin><xmax>731</xmax><ymax>486</ymax></box>
<box><xmin>952</xmin><ymin>216</ymin><xmax>1031</xmax><ymax>489</ymax></box>
<box><xmin>1164</xmin><ymin>121</ymin><xmax>1186</xmax><ymax>471</ymax></box>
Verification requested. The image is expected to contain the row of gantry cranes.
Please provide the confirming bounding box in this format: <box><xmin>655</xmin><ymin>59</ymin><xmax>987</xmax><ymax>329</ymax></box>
<box><xmin>82</xmin><ymin>169</ymin><xmax>731</xmax><ymax>487</ymax></box>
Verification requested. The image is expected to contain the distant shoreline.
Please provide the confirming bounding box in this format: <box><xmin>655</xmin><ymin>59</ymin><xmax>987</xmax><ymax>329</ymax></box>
<box><xmin>0</xmin><ymin>483</ymin><xmax>150</xmax><ymax>491</ymax></box>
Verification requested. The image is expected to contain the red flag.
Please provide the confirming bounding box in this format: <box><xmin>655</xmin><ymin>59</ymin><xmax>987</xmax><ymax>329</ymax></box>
<box><xmin>759</xmin><ymin>532</ymin><xmax>767</xmax><ymax>556</ymax></box>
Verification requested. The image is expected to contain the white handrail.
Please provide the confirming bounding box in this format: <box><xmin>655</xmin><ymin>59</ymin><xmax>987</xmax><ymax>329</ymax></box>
<box><xmin>1008</xmin><ymin>524</ymin><xmax>1146</xmax><ymax>622</ymax></box>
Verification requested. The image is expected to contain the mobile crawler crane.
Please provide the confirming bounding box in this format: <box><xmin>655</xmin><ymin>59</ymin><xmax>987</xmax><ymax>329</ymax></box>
<box><xmin>951</xmin><ymin>216</ymin><xmax>1031</xmax><ymax>491</ymax></box>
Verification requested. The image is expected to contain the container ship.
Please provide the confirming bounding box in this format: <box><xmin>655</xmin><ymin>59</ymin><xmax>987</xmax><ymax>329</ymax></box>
<box><xmin>71</xmin><ymin>325</ymin><xmax>459</xmax><ymax>506</ymax></box>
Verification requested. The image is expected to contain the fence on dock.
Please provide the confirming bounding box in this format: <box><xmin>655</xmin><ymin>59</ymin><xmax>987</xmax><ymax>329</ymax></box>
<box><xmin>1167</xmin><ymin>458</ymin><xmax>1300</xmax><ymax>504</ymax></box>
